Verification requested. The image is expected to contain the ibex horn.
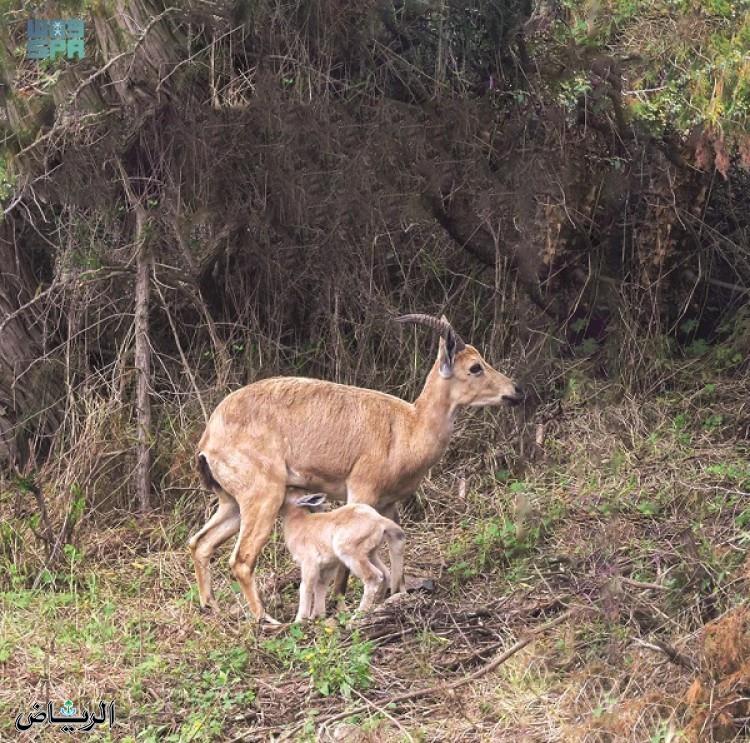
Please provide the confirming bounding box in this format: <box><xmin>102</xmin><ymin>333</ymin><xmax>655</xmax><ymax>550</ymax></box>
<box><xmin>394</xmin><ymin>313</ymin><xmax>466</xmax><ymax>352</ymax></box>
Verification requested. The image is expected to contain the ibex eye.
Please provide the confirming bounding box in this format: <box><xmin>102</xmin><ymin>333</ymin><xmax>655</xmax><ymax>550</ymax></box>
<box><xmin>469</xmin><ymin>363</ymin><xmax>483</xmax><ymax>374</ymax></box>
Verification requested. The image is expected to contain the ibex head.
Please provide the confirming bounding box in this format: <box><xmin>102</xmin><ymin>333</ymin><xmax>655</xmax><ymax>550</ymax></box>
<box><xmin>395</xmin><ymin>313</ymin><xmax>524</xmax><ymax>407</ymax></box>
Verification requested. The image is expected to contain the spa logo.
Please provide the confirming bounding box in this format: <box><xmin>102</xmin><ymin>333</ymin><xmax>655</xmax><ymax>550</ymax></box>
<box><xmin>26</xmin><ymin>19</ymin><xmax>85</xmax><ymax>61</ymax></box>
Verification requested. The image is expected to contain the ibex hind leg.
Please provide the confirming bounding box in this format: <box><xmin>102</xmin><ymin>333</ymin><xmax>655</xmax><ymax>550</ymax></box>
<box><xmin>386</xmin><ymin>526</ymin><xmax>406</xmax><ymax>595</ymax></box>
<box><xmin>189</xmin><ymin>492</ymin><xmax>240</xmax><ymax>611</ymax></box>
<box><xmin>340</xmin><ymin>554</ymin><xmax>384</xmax><ymax>615</ymax></box>
<box><xmin>228</xmin><ymin>477</ymin><xmax>286</xmax><ymax>623</ymax></box>
<box><xmin>332</xmin><ymin>564</ymin><xmax>350</xmax><ymax>611</ymax></box>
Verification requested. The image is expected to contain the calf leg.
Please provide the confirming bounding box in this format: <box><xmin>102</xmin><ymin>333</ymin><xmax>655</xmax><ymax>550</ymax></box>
<box><xmin>340</xmin><ymin>554</ymin><xmax>384</xmax><ymax>614</ymax></box>
<box><xmin>313</xmin><ymin>567</ymin><xmax>335</xmax><ymax>619</ymax></box>
<box><xmin>370</xmin><ymin>552</ymin><xmax>390</xmax><ymax>603</ymax></box>
<box><xmin>335</xmin><ymin>483</ymin><xmax>380</xmax><ymax>603</ymax></box>
<box><xmin>386</xmin><ymin>526</ymin><xmax>406</xmax><ymax>595</ymax></box>
<box><xmin>295</xmin><ymin>567</ymin><xmax>316</xmax><ymax>622</ymax></box>
<box><xmin>380</xmin><ymin>505</ymin><xmax>406</xmax><ymax>595</ymax></box>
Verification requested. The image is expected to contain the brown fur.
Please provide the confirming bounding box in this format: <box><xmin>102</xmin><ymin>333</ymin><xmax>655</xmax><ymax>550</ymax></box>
<box><xmin>189</xmin><ymin>323</ymin><xmax>522</xmax><ymax>622</ymax></box>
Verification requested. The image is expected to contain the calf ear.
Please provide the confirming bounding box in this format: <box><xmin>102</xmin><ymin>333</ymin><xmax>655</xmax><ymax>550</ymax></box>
<box><xmin>297</xmin><ymin>493</ymin><xmax>327</xmax><ymax>508</ymax></box>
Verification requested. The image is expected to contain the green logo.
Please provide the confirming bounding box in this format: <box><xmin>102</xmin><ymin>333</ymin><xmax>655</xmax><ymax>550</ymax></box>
<box><xmin>59</xmin><ymin>700</ymin><xmax>76</xmax><ymax>717</ymax></box>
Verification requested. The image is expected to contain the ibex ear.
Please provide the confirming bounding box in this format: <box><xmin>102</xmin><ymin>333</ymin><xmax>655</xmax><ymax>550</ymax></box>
<box><xmin>296</xmin><ymin>493</ymin><xmax>327</xmax><ymax>509</ymax></box>
<box><xmin>438</xmin><ymin>314</ymin><xmax>459</xmax><ymax>377</ymax></box>
<box><xmin>438</xmin><ymin>334</ymin><xmax>457</xmax><ymax>379</ymax></box>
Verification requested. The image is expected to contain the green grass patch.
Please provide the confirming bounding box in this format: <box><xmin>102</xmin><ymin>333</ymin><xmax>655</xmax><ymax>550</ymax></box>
<box><xmin>262</xmin><ymin>619</ymin><xmax>374</xmax><ymax>698</ymax></box>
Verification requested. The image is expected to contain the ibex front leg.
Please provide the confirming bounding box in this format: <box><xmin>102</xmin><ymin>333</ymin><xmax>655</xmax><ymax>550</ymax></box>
<box><xmin>314</xmin><ymin>568</ymin><xmax>336</xmax><ymax>619</ymax></box>
<box><xmin>332</xmin><ymin>564</ymin><xmax>350</xmax><ymax>606</ymax></box>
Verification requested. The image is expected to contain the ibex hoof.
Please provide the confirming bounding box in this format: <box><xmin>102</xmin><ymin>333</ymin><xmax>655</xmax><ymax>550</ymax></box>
<box><xmin>261</xmin><ymin>613</ymin><xmax>281</xmax><ymax>625</ymax></box>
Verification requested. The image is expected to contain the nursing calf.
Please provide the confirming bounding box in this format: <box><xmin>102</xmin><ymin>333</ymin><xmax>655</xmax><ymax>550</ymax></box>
<box><xmin>281</xmin><ymin>492</ymin><xmax>405</xmax><ymax>622</ymax></box>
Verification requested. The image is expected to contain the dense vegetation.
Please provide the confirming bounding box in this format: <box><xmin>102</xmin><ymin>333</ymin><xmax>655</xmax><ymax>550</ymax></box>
<box><xmin>1</xmin><ymin>1</ymin><xmax>749</xmax><ymax>740</ymax></box>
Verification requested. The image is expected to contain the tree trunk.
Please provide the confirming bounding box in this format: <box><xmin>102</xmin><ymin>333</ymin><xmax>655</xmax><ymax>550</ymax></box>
<box><xmin>133</xmin><ymin>207</ymin><xmax>152</xmax><ymax>512</ymax></box>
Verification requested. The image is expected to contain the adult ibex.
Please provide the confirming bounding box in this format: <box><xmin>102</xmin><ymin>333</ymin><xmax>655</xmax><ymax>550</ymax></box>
<box><xmin>190</xmin><ymin>314</ymin><xmax>523</xmax><ymax>622</ymax></box>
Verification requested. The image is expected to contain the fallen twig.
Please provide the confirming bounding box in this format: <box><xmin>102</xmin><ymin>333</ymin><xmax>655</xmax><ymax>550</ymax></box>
<box><xmin>632</xmin><ymin>636</ymin><xmax>696</xmax><ymax>671</ymax></box>
<box><xmin>622</xmin><ymin>576</ymin><xmax>670</xmax><ymax>592</ymax></box>
<box><xmin>345</xmin><ymin>689</ymin><xmax>415</xmax><ymax>742</ymax></box>
<box><xmin>444</xmin><ymin>639</ymin><xmax>504</xmax><ymax>672</ymax></box>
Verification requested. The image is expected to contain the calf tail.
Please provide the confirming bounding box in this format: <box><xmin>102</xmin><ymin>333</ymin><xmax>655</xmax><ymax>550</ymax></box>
<box><xmin>385</xmin><ymin>524</ymin><xmax>406</xmax><ymax>595</ymax></box>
